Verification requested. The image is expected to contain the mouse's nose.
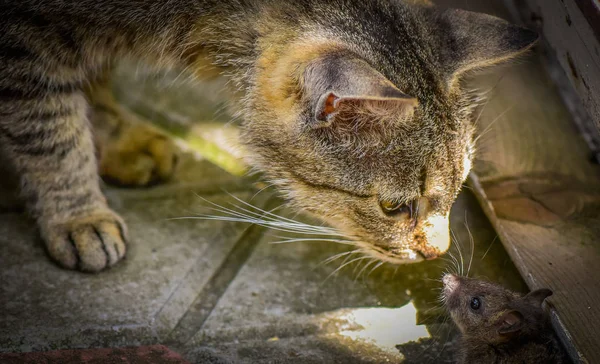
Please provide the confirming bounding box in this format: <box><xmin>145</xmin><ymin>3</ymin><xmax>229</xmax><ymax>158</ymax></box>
<box><xmin>442</xmin><ymin>273</ymin><xmax>459</xmax><ymax>292</ymax></box>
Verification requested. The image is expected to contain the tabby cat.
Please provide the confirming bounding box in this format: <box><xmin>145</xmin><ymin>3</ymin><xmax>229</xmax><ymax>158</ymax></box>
<box><xmin>0</xmin><ymin>0</ymin><xmax>536</xmax><ymax>272</ymax></box>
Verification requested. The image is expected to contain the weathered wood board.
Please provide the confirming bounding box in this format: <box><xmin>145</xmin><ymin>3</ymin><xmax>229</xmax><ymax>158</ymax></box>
<box><xmin>506</xmin><ymin>0</ymin><xmax>600</xmax><ymax>134</ymax></box>
<box><xmin>434</xmin><ymin>0</ymin><xmax>600</xmax><ymax>362</ymax></box>
<box><xmin>467</xmin><ymin>37</ymin><xmax>600</xmax><ymax>364</ymax></box>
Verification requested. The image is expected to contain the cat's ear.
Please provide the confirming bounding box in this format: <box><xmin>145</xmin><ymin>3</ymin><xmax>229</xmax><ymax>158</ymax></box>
<box><xmin>438</xmin><ymin>9</ymin><xmax>538</xmax><ymax>82</ymax></box>
<box><xmin>304</xmin><ymin>55</ymin><xmax>418</xmax><ymax>128</ymax></box>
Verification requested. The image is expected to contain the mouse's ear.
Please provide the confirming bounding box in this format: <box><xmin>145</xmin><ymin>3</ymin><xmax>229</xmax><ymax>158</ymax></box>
<box><xmin>496</xmin><ymin>310</ymin><xmax>525</xmax><ymax>336</ymax></box>
<box><xmin>525</xmin><ymin>288</ymin><xmax>553</xmax><ymax>307</ymax></box>
<box><xmin>525</xmin><ymin>288</ymin><xmax>552</xmax><ymax>307</ymax></box>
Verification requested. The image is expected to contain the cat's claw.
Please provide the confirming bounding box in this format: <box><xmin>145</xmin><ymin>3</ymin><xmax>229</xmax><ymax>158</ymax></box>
<box><xmin>40</xmin><ymin>211</ymin><xmax>128</xmax><ymax>272</ymax></box>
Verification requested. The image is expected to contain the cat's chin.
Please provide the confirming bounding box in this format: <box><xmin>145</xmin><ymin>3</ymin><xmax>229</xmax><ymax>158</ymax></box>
<box><xmin>356</xmin><ymin>242</ymin><xmax>425</xmax><ymax>265</ymax></box>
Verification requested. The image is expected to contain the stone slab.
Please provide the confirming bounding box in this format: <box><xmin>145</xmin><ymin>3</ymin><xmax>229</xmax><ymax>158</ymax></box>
<box><xmin>0</xmin><ymin>152</ymin><xmax>269</xmax><ymax>352</ymax></box>
<box><xmin>0</xmin><ymin>345</ymin><xmax>189</xmax><ymax>364</ymax></box>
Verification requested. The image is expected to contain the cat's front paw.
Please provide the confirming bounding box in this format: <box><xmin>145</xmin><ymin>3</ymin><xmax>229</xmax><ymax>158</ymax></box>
<box><xmin>40</xmin><ymin>210</ymin><xmax>128</xmax><ymax>272</ymax></box>
<box><xmin>98</xmin><ymin>119</ymin><xmax>180</xmax><ymax>187</ymax></box>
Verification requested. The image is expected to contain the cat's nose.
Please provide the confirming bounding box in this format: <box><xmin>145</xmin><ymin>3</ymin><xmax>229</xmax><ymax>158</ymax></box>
<box><xmin>420</xmin><ymin>214</ymin><xmax>451</xmax><ymax>255</ymax></box>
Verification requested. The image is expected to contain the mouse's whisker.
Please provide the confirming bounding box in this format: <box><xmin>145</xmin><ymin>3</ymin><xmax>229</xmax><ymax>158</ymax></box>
<box><xmin>464</xmin><ymin>212</ymin><xmax>475</xmax><ymax>277</ymax></box>
<box><xmin>481</xmin><ymin>235</ymin><xmax>498</xmax><ymax>261</ymax></box>
<box><xmin>446</xmin><ymin>246</ymin><xmax>460</xmax><ymax>275</ymax></box>
<box><xmin>451</xmin><ymin>228</ymin><xmax>465</xmax><ymax>276</ymax></box>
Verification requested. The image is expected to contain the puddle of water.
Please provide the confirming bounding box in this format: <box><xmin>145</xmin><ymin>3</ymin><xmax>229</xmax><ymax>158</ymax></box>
<box><xmin>337</xmin><ymin>303</ymin><xmax>431</xmax><ymax>354</ymax></box>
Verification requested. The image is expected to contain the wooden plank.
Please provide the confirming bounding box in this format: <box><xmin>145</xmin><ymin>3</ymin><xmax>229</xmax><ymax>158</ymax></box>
<box><xmin>434</xmin><ymin>1</ymin><xmax>600</xmax><ymax>362</ymax></box>
<box><xmin>467</xmin><ymin>39</ymin><xmax>600</xmax><ymax>364</ymax></box>
<box><xmin>507</xmin><ymin>0</ymin><xmax>600</xmax><ymax>133</ymax></box>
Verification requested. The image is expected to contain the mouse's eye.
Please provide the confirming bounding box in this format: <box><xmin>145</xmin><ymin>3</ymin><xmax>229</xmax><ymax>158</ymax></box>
<box><xmin>470</xmin><ymin>297</ymin><xmax>482</xmax><ymax>311</ymax></box>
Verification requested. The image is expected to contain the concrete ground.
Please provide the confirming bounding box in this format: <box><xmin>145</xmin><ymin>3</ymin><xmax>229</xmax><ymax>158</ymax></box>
<box><xmin>0</xmin><ymin>66</ymin><xmax>527</xmax><ymax>363</ymax></box>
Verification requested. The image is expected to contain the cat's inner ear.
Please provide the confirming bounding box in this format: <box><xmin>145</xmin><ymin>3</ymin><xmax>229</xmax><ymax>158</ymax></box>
<box><xmin>438</xmin><ymin>9</ymin><xmax>538</xmax><ymax>82</ymax></box>
<box><xmin>304</xmin><ymin>55</ymin><xmax>418</xmax><ymax>128</ymax></box>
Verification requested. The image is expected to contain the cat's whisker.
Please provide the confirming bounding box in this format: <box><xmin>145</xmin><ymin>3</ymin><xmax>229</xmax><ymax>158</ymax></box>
<box><xmin>251</xmin><ymin>182</ymin><xmax>277</xmax><ymax>200</ymax></box>
<box><xmin>201</xmin><ymin>201</ymin><xmax>266</xmax><ymax>221</ymax></box>
<box><xmin>461</xmin><ymin>184</ymin><xmax>474</xmax><ymax>191</ymax></box>
<box><xmin>190</xmin><ymin>200</ymin><xmax>283</xmax><ymax>226</ymax></box>
<box><xmin>321</xmin><ymin>254</ymin><xmax>372</xmax><ymax>285</ymax></box>
<box><xmin>172</xmin><ymin>214</ymin><xmax>340</xmax><ymax>236</ymax></box>
<box><xmin>270</xmin><ymin>238</ymin><xmax>356</xmax><ymax>246</ymax></box>
<box><xmin>473</xmin><ymin>131</ymin><xmax>497</xmax><ymax>147</ymax></box>
<box><xmin>226</xmin><ymin>192</ymin><xmax>343</xmax><ymax>235</ymax></box>
<box><xmin>337</xmin><ymin>248</ymin><xmax>358</xmax><ymax>269</ymax></box>
<box><xmin>185</xmin><ymin>192</ymin><xmax>348</xmax><ymax>237</ymax></box>
<box><xmin>472</xmin><ymin>74</ymin><xmax>505</xmax><ymax>127</ymax></box>
<box><xmin>224</xmin><ymin>197</ymin><xmax>308</xmax><ymax>225</ymax></box>
<box><xmin>366</xmin><ymin>261</ymin><xmax>384</xmax><ymax>278</ymax></box>
<box><xmin>193</xmin><ymin>193</ymin><xmax>263</xmax><ymax>218</ymax></box>
<box><xmin>474</xmin><ymin>104</ymin><xmax>514</xmax><ymax>145</ymax></box>
<box><xmin>354</xmin><ymin>258</ymin><xmax>378</xmax><ymax>282</ymax></box>
<box><xmin>392</xmin><ymin>265</ymin><xmax>400</xmax><ymax>278</ymax></box>
<box><xmin>352</xmin><ymin>257</ymin><xmax>368</xmax><ymax>275</ymax></box>
<box><xmin>415</xmin><ymin>198</ymin><xmax>421</xmax><ymax>220</ymax></box>
<box><xmin>317</xmin><ymin>249</ymin><xmax>361</xmax><ymax>268</ymax></box>
<box><xmin>474</xmin><ymin>156</ymin><xmax>504</xmax><ymax>171</ymax></box>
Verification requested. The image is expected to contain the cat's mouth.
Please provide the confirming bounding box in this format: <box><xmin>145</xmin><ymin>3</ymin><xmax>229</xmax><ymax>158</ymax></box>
<box><xmin>355</xmin><ymin>241</ymin><xmax>425</xmax><ymax>264</ymax></box>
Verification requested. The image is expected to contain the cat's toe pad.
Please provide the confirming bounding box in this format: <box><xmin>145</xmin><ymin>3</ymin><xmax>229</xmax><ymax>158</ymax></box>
<box><xmin>99</xmin><ymin>123</ymin><xmax>179</xmax><ymax>187</ymax></box>
<box><xmin>41</xmin><ymin>211</ymin><xmax>128</xmax><ymax>272</ymax></box>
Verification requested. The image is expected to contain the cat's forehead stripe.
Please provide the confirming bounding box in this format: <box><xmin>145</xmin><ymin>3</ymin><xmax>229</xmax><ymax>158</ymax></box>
<box><xmin>290</xmin><ymin>170</ymin><xmax>372</xmax><ymax>199</ymax></box>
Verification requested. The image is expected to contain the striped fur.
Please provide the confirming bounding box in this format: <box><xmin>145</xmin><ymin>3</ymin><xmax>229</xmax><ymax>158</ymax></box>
<box><xmin>0</xmin><ymin>0</ymin><xmax>536</xmax><ymax>271</ymax></box>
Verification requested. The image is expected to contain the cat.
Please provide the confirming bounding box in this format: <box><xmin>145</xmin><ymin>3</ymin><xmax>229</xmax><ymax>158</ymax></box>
<box><xmin>0</xmin><ymin>0</ymin><xmax>537</xmax><ymax>272</ymax></box>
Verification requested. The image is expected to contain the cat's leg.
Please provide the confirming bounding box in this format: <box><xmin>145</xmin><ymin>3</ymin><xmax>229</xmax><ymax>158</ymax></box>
<box><xmin>86</xmin><ymin>70</ymin><xmax>179</xmax><ymax>187</ymax></box>
<box><xmin>0</xmin><ymin>88</ymin><xmax>127</xmax><ymax>272</ymax></box>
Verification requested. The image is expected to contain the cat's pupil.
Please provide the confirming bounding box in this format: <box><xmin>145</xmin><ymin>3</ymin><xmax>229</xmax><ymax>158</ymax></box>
<box><xmin>470</xmin><ymin>297</ymin><xmax>481</xmax><ymax>310</ymax></box>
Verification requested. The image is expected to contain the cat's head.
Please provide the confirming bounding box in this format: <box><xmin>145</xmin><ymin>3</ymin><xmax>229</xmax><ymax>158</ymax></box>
<box><xmin>244</xmin><ymin>4</ymin><xmax>537</xmax><ymax>263</ymax></box>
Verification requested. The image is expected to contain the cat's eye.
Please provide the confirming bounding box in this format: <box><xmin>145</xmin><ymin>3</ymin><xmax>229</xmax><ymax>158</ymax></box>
<box><xmin>380</xmin><ymin>200</ymin><xmax>412</xmax><ymax>217</ymax></box>
<box><xmin>470</xmin><ymin>297</ymin><xmax>482</xmax><ymax>311</ymax></box>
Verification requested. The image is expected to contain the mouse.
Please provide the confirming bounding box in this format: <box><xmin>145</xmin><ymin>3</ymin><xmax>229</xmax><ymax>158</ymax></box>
<box><xmin>441</xmin><ymin>273</ymin><xmax>569</xmax><ymax>364</ymax></box>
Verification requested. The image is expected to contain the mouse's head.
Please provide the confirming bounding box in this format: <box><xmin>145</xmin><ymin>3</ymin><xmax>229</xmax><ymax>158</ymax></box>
<box><xmin>442</xmin><ymin>274</ymin><xmax>553</xmax><ymax>344</ymax></box>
